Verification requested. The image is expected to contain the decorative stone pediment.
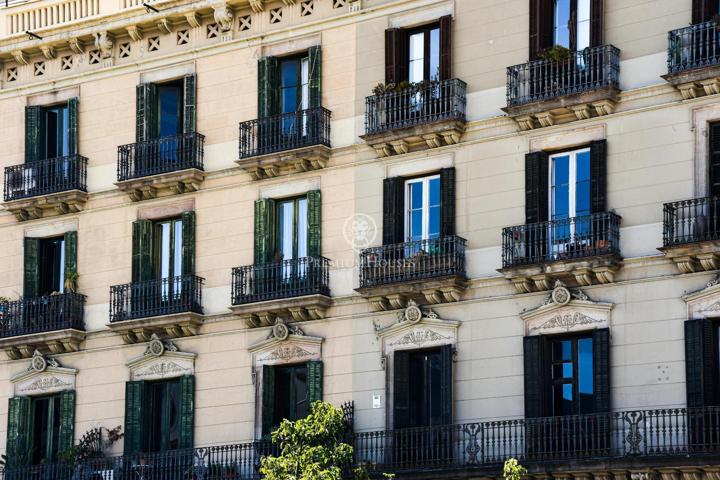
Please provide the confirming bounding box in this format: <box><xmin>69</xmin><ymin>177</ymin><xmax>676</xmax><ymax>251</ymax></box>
<box><xmin>250</xmin><ymin>319</ymin><xmax>322</xmax><ymax>367</ymax></box>
<box><xmin>521</xmin><ymin>281</ymin><xmax>613</xmax><ymax>336</ymax></box>
<box><xmin>683</xmin><ymin>274</ymin><xmax>720</xmax><ymax>320</ymax></box>
<box><xmin>126</xmin><ymin>334</ymin><xmax>195</xmax><ymax>381</ymax></box>
<box><xmin>12</xmin><ymin>350</ymin><xmax>77</xmax><ymax>396</ymax></box>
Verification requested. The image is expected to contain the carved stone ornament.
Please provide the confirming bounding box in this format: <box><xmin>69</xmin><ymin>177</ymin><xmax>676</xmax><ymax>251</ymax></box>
<box><xmin>266</xmin><ymin>319</ymin><xmax>304</xmax><ymax>341</ymax></box>
<box><xmin>127</xmin><ymin>335</ymin><xmax>195</xmax><ymax>381</ymax></box>
<box><xmin>12</xmin><ymin>351</ymin><xmax>77</xmax><ymax>396</ymax></box>
<box><xmin>382</xmin><ymin>299</ymin><xmax>439</xmax><ymax>330</ymax></box>
<box><xmin>683</xmin><ymin>274</ymin><xmax>720</xmax><ymax>320</ymax></box>
<box><xmin>94</xmin><ymin>31</ymin><xmax>113</xmax><ymax>58</ymax></box>
<box><xmin>28</xmin><ymin>350</ymin><xmax>59</xmax><ymax>373</ymax></box>
<box><xmin>144</xmin><ymin>333</ymin><xmax>178</xmax><ymax>357</ymax></box>
<box><xmin>212</xmin><ymin>3</ymin><xmax>234</xmax><ymax>32</ymax></box>
<box><xmin>522</xmin><ymin>281</ymin><xmax>612</xmax><ymax>336</ymax></box>
<box><xmin>250</xmin><ymin>321</ymin><xmax>322</xmax><ymax>368</ymax></box>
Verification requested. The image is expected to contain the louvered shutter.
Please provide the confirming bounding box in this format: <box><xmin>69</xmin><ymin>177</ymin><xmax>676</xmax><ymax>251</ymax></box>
<box><xmin>307</xmin><ymin>190</ymin><xmax>322</xmax><ymax>258</ymax></box>
<box><xmin>383</xmin><ymin>177</ymin><xmax>405</xmax><ymax>245</ymax></box>
<box><xmin>592</xmin><ymin>328</ymin><xmax>611</xmax><ymax>413</ymax></box>
<box><xmin>124</xmin><ymin>381</ymin><xmax>147</xmax><ymax>454</ymax></box>
<box><xmin>525</xmin><ymin>151</ymin><xmax>549</xmax><ymax>224</ymax></box>
<box><xmin>438</xmin><ymin>15</ymin><xmax>453</xmax><ymax>80</ymax></box>
<box><xmin>179</xmin><ymin>375</ymin><xmax>195</xmax><ymax>449</ymax></box>
<box><xmin>440</xmin><ymin>167</ymin><xmax>456</xmax><ymax>237</ymax></box>
<box><xmin>25</xmin><ymin>105</ymin><xmax>44</xmax><ymax>163</ymax></box>
<box><xmin>261</xmin><ymin>365</ymin><xmax>276</xmax><ymax>436</ymax></box>
<box><xmin>685</xmin><ymin>319</ymin><xmax>719</xmax><ymax>408</ymax></box>
<box><xmin>136</xmin><ymin>83</ymin><xmax>158</xmax><ymax>142</ymax></box>
<box><xmin>132</xmin><ymin>219</ymin><xmax>154</xmax><ymax>283</ymax></box>
<box><xmin>183</xmin><ymin>74</ymin><xmax>196</xmax><ymax>134</ymax></box>
<box><xmin>308</xmin><ymin>46</ymin><xmax>322</xmax><ymax>109</ymax></box>
<box><xmin>67</xmin><ymin>98</ymin><xmax>79</xmax><ymax>156</ymax></box>
<box><xmin>693</xmin><ymin>0</ymin><xmax>719</xmax><ymax>24</ymax></box>
<box><xmin>523</xmin><ymin>335</ymin><xmax>550</xmax><ymax>418</ymax></box>
<box><xmin>590</xmin><ymin>140</ymin><xmax>608</xmax><ymax>214</ymax></box>
<box><xmin>385</xmin><ymin>29</ymin><xmax>408</xmax><ymax>84</ymax></box>
<box><xmin>58</xmin><ymin>390</ymin><xmax>76</xmax><ymax>454</ymax></box>
<box><xmin>181</xmin><ymin>211</ymin><xmax>196</xmax><ymax>276</ymax></box>
<box><xmin>254</xmin><ymin>198</ymin><xmax>277</xmax><ymax>264</ymax></box>
<box><xmin>393</xmin><ymin>350</ymin><xmax>411</xmax><ymax>429</ymax></box>
<box><xmin>709</xmin><ymin>123</ymin><xmax>720</xmax><ymax>196</ymax></box>
<box><xmin>529</xmin><ymin>0</ymin><xmax>554</xmax><ymax>60</ymax></box>
<box><xmin>24</xmin><ymin>237</ymin><xmax>40</xmax><ymax>298</ymax></box>
<box><xmin>258</xmin><ymin>57</ymin><xmax>280</xmax><ymax>118</ymax></box>
<box><xmin>590</xmin><ymin>0</ymin><xmax>604</xmax><ymax>47</ymax></box>
<box><xmin>440</xmin><ymin>344</ymin><xmax>453</xmax><ymax>425</ymax></box>
<box><xmin>63</xmin><ymin>231</ymin><xmax>78</xmax><ymax>292</ymax></box>
<box><xmin>6</xmin><ymin>396</ymin><xmax>30</xmax><ymax>467</ymax></box>
<box><xmin>306</xmin><ymin>360</ymin><xmax>324</xmax><ymax>406</ymax></box>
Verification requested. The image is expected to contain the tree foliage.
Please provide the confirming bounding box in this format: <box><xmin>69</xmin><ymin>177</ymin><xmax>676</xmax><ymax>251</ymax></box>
<box><xmin>503</xmin><ymin>458</ymin><xmax>527</xmax><ymax>480</ymax></box>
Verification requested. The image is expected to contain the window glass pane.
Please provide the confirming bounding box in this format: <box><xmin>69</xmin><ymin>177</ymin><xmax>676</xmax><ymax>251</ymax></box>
<box><xmin>576</xmin><ymin>151</ymin><xmax>591</xmax><ymax>217</ymax></box>
<box><xmin>411</xmin><ymin>210</ymin><xmax>423</xmax><ymax>241</ymax></box>
<box><xmin>46</xmin><ymin>110</ymin><xmax>58</xmax><ymax>159</ymax></box>
<box><xmin>294</xmin><ymin>367</ymin><xmax>308</xmax><ymax>419</ymax></box>
<box><xmin>429</xmin><ymin>177</ymin><xmax>440</xmax><ymax>206</ymax></box>
<box><xmin>429</xmin><ymin>206</ymin><xmax>440</xmax><ymax>239</ymax></box>
<box><xmin>577</xmin><ymin>0</ymin><xmax>591</xmax><ymax>50</ymax></box>
<box><xmin>278</xmin><ymin>201</ymin><xmax>294</xmax><ymax>261</ymax></box>
<box><xmin>167</xmin><ymin>381</ymin><xmax>180</xmax><ymax>450</ymax></box>
<box><xmin>552</xmin><ymin>156</ymin><xmax>570</xmax><ymax>220</ymax></box>
<box><xmin>429</xmin><ymin>28</ymin><xmax>440</xmax><ymax>80</ymax></box>
<box><xmin>301</xmin><ymin>57</ymin><xmax>310</xmax><ymax>110</ymax></box>
<box><xmin>61</xmin><ymin>106</ymin><xmax>69</xmax><ymax>156</ymax></box>
<box><xmin>409</xmin><ymin>32</ymin><xmax>425</xmax><ymax>82</ymax></box>
<box><xmin>160</xmin><ymin>223</ymin><xmax>171</xmax><ymax>280</ymax></box>
<box><xmin>554</xmin><ymin>0</ymin><xmax>571</xmax><ymax>48</ymax></box>
<box><xmin>281</xmin><ymin>60</ymin><xmax>299</xmax><ymax>114</ymax></box>
<box><xmin>429</xmin><ymin>352</ymin><xmax>443</xmax><ymax>424</ymax></box>
<box><xmin>158</xmin><ymin>87</ymin><xmax>180</xmax><ymax>137</ymax></box>
<box><xmin>58</xmin><ymin>238</ymin><xmax>65</xmax><ymax>293</ymax></box>
<box><xmin>578</xmin><ymin>337</ymin><xmax>594</xmax><ymax>413</ymax></box>
<box><xmin>411</xmin><ymin>181</ymin><xmax>424</xmax><ymax>209</ymax></box>
<box><xmin>297</xmin><ymin>198</ymin><xmax>308</xmax><ymax>258</ymax></box>
<box><xmin>174</xmin><ymin>220</ymin><xmax>183</xmax><ymax>279</ymax></box>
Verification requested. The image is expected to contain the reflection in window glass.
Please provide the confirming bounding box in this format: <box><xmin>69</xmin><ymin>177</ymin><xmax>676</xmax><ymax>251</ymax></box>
<box><xmin>405</xmin><ymin>175</ymin><xmax>441</xmax><ymax>242</ymax></box>
<box><xmin>409</xmin><ymin>32</ymin><xmax>425</xmax><ymax>83</ymax></box>
<box><xmin>429</xmin><ymin>28</ymin><xmax>440</xmax><ymax>80</ymax></box>
<box><xmin>552</xmin><ymin>336</ymin><xmax>595</xmax><ymax>416</ymax></box>
<box><xmin>554</xmin><ymin>0</ymin><xmax>571</xmax><ymax>48</ymax></box>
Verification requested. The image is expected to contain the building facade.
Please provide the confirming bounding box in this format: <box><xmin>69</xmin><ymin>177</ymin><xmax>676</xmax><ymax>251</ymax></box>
<box><xmin>0</xmin><ymin>0</ymin><xmax>719</xmax><ymax>477</ymax></box>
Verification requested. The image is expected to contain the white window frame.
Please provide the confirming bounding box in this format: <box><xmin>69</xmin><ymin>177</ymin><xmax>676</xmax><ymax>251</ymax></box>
<box><xmin>404</xmin><ymin>174</ymin><xmax>440</xmax><ymax>243</ymax></box>
<box><xmin>548</xmin><ymin>147</ymin><xmax>591</xmax><ymax>253</ymax></box>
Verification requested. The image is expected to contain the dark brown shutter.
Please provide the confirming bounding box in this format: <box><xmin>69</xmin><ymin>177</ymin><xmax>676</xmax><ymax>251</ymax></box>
<box><xmin>385</xmin><ymin>29</ymin><xmax>408</xmax><ymax>84</ymax></box>
<box><xmin>523</xmin><ymin>335</ymin><xmax>550</xmax><ymax>418</ymax></box>
<box><xmin>439</xmin><ymin>15</ymin><xmax>453</xmax><ymax>80</ymax></box>
<box><xmin>383</xmin><ymin>177</ymin><xmax>405</xmax><ymax>245</ymax></box>
<box><xmin>590</xmin><ymin>139</ymin><xmax>608</xmax><ymax>214</ymax></box>
<box><xmin>181</xmin><ymin>211</ymin><xmax>195</xmax><ymax>276</ymax></box>
<box><xmin>440</xmin><ymin>344</ymin><xmax>453</xmax><ymax>425</ymax></box>
<box><xmin>590</xmin><ymin>0</ymin><xmax>604</xmax><ymax>47</ymax></box>
<box><xmin>525</xmin><ymin>151</ymin><xmax>549</xmax><ymax>224</ymax></box>
<box><xmin>592</xmin><ymin>328</ymin><xmax>611</xmax><ymax>413</ymax></box>
<box><xmin>440</xmin><ymin>167</ymin><xmax>456</xmax><ymax>236</ymax></box>
<box><xmin>529</xmin><ymin>0</ymin><xmax>554</xmax><ymax>60</ymax></box>
<box><xmin>709</xmin><ymin>123</ymin><xmax>720</xmax><ymax>196</ymax></box>
<box><xmin>693</xmin><ymin>0</ymin><xmax>720</xmax><ymax>24</ymax></box>
<box><xmin>685</xmin><ymin>319</ymin><xmax>719</xmax><ymax>408</ymax></box>
<box><xmin>393</xmin><ymin>350</ymin><xmax>411</xmax><ymax>429</ymax></box>
<box><xmin>261</xmin><ymin>365</ymin><xmax>276</xmax><ymax>436</ymax></box>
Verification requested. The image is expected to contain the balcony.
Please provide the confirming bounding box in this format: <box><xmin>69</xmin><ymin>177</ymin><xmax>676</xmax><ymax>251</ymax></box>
<box><xmin>505</xmin><ymin>45</ymin><xmax>620</xmax><ymax>130</ymax></box>
<box><xmin>236</xmin><ymin>107</ymin><xmax>331</xmax><ymax>180</ymax></box>
<box><xmin>229</xmin><ymin>256</ymin><xmax>331</xmax><ymax>328</ymax></box>
<box><xmin>356</xmin><ymin>236</ymin><xmax>467</xmax><ymax>311</ymax></box>
<box><xmin>115</xmin><ymin>132</ymin><xmax>205</xmax><ymax>201</ymax></box>
<box><xmin>661</xmin><ymin>196</ymin><xmax>720</xmax><ymax>273</ymax></box>
<box><xmin>3</xmin><ymin>155</ymin><xmax>88</xmax><ymax>221</ymax></box>
<box><xmin>0</xmin><ymin>292</ymin><xmax>86</xmax><ymax>359</ymax></box>
<box><xmin>361</xmin><ymin>78</ymin><xmax>467</xmax><ymax>157</ymax></box>
<box><xmin>664</xmin><ymin>21</ymin><xmax>720</xmax><ymax>99</ymax></box>
<box><xmin>500</xmin><ymin>212</ymin><xmax>622</xmax><ymax>293</ymax></box>
<box><xmin>107</xmin><ymin>274</ymin><xmax>203</xmax><ymax>344</ymax></box>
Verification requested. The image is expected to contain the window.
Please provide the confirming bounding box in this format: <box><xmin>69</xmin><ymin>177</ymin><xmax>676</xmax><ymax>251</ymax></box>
<box><xmin>156</xmin><ymin>81</ymin><xmax>183</xmax><ymax>139</ymax></box>
<box><xmin>273</xmin><ymin>364</ymin><xmax>309</xmax><ymax>428</ymax></box>
<box><xmin>384</xmin><ymin>16</ymin><xmax>451</xmax><ymax>85</ymax></box>
<box><xmin>30</xmin><ymin>394</ymin><xmax>62</xmax><ymax>464</ymax></box>
<box><xmin>154</xmin><ymin>218</ymin><xmax>184</xmax><ymax>281</ymax></box>
<box><xmin>147</xmin><ymin>379</ymin><xmax>182</xmax><ymax>452</ymax></box>
<box><xmin>43</xmin><ymin>104</ymin><xmax>69</xmax><ymax>159</ymax></box>
<box><xmin>38</xmin><ymin>236</ymin><xmax>66</xmax><ymax>296</ymax></box>
<box><xmin>529</xmin><ymin>0</ymin><xmax>601</xmax><ymax>60</ymax></box>
<box><xmin>552</xmin><ymin>0</ymin><xmax>590</xmax><ymax>52</ymax></box>
<box><xmin>551</xmin><ymin>335</ymin><xmax>594</xmax><ymax>416</ymax></box>
<box><xmin>25</xmin><ymin>99</ymin><xmax>78</xmax><ymax>164</ymax></box>
<box><xmin>406</xmin><ymin>348</ymin><xmax>443</xmax><ymax>428</ymax></box>
<box><xmin>24</xmin><ymin>233</ymin><xmax>76</xmax><ymax>299</ymax></box>
<box><xmin>277</xmin><ymin>197</ymin><xmax>308</xmax><ymax>262</ymax></box>
<box><xmin>405</xmin><ymin>175</ymin><xmax>440</xmax><ymax>242</ymax></box>
<box><xmin>280</xmin><ymin>56</ymin><xmax>310</xmax><ymax>116</ymax></box>
<box><xmin>135</xmin><ymin>74</ymin><xmax>195</xmax><ymax>144</ymax></box>
<box><xmin>408</xmin><ymin>24</ymin><xmax>440</xmax><ymax>83</ymax></box>
<box><xmin>550</xmin><ymin>148</ymin><xmax>591</xmax><ymax>221</ymax></box>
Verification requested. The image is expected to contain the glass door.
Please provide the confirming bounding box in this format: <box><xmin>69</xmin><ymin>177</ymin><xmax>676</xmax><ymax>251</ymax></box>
<box><xmin>155</xmin><ymin>218</ymin><xmax>183</xmax><ymax>302</ymax></box>
<box><xmin>277</xmin><ymin>197</ymin><xmax>308</xmax><ymax>281</ymax></box>
<box><xmin>549</xmin><ymin>149</ymin><xmax>590</xmax><ymax>257</ymax></box>
<box><xmin>280</xmin><ymin>56</ymin><xmax>310</xmax><ymax>138</ymax></box>
<box><xmin>156</xmin><ymin>81</ymin><xmax>183</xmax><ymax>164</ymax></box>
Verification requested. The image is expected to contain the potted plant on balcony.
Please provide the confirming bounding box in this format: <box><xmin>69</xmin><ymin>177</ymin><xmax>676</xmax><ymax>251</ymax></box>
<box><xmin>538</xmin><ymin>45</ymin><xmax>572</xmax><ymax>64</ymax></box>
<box><xmin>64</xmin><ymin>269</ymin><xmax>79</xmax><ymax>294</ymax></box>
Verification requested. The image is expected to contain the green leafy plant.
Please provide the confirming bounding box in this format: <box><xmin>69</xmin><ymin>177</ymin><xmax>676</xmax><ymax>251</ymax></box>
<box><xmin>538</xmin><ymin>45</ymin><xmax>572</xmax><ymax>63</ymax></box>
<box><xmin>503</xmin><ymin>458</ymin><xmax>527</xmax><ymax>480</ymax></box>
<box><xmin>58</xmin><ymin>426</ymin><xmax>124</xmax><ymax>465</ymax></box>
<box><xmin>371</xmin><ymin>80</ymin><xmax>423</xmax><ymax>96</ymax></box>
<box><xmin>64</xmin><ymin>269</ymin><xmax>79</xmax><ymax>293</ymax></box>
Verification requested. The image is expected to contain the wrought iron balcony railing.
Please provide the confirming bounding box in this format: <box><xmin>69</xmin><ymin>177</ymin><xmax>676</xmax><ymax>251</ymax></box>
<box><xmin>359</xmin><ymin>236</ymin><xmax>466</xmax><ymax>288</ymax></box>
<box><xmin>364</xmin><ymin>78</ymin><xmax>467</xmax><ymax>135</ymax></box>
<box><xmin>663</xmin><ymin>196</ymin><xmax>720</xmax><ymax>247</ymax></box>
<box><xmin>109</xmin><ymin>274</ymin><xmax>204</xmax><ymax>322</ymax></box>
<box><xmin>117</xmin><ymin>132</ymin><xmax>205</xmax><ymax>182</ymax></box>
<box><xmin>231</xmin><ymin>256</ymin><xmax>330</xmax><ymax>305</ymax></box>
<box><xmin>506</xmin><ymin>45</ymin><xmax>620</xmax><ymax>107</ymax></box>
<box><xmin>0</xmin><ymin>292</ymin><xmax>85</xmax><ymax>338</ymax></box>
<box><xmin>668</xmin><ymin>20</ymin><xmax>720</xmax><ymax>74</ymax></box>
<box><xmin>238</xmin><ymin>107</ymin><xmax>331</xmax><ymax>159</ymax></box>
<box><xmin>502</xmin><ymin>212</ymin><xmax>621</xmax><ymax>268</ymax></box>
<box><xmin>3</xmin><ymin>155</ymin><xmax>88</xmax><ymax>202</ymax></box>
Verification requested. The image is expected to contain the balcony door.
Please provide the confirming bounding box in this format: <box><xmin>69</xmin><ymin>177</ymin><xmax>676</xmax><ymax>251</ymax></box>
<box><xmin>551</xmin><ymin>335</ymin><xmax>594</xmax><ymax>416</ymax></box>
<box><xmin>30</xmin><ymin>393</ymin><xmax>62</xmax><ymax>465</ymax></box>
<box><xmin>279</xmin><ymin>56</ymin><xmax>310</xmax><ymax>137</ymax></box>
<box><xmin>277</xmin><ymin>197</ymin><xmax>308</xmax><ymax>280</ymax></box>
<box><xmin>154</xmin><ymin>218</ymin><xmax>184</xmax><ymax>302</ymax></box>
<box><xmin>147</xmin><ymin>378</ymin><xmax>182</xmax><ymax>452</ymax></box>
<box><xmin>155</xmin><ymin>81</ymin><xmax>184</xmax><ymax>164</ymax></box>
<box><xmin>553</xmin><ymin>0</ymin><xmax>591</xmax><ymax>52</ymax></box>
<box><xmin>38</xmin><ymin>236</ymin><xmax>66</xmax><ymax>296</ymax></box>
<box><xmin>408</xmin><ymin>24</ymin><xmax>440</xmax><ymax>83</ymax></box>
<box><xmin>44</xmin><ymin>105</ymin><xmax>70</xmax><ymax>160</ymax></box>
<box><xmin>549</xmin><ymin>148</ymin><xmax>591</xmax><ymax>256</ymax></box>
<box><xmin>404</xmin><ymin>176</ymin><xmax>440</xmax><ymax>261</ymax></box>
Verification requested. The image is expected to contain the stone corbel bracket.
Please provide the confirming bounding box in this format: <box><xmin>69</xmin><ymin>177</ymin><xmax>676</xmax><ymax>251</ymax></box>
<box><xmin>248</xmin><ymin>0</ymin><xmax>264</xmax><ymax>12</ymax></box>
<box><xmin>364</xmin><ymin>120</ymin><xmax>465</xmax><ymax>158</ymax></box>
<box><xmin>115</xmin><ymin>169</ymin><xmax>205</xmax><ymax>202</ymax></box>
<box><xmin>230</xmin><ymin>294</ymin><xmax>332</xmax><ymax>329</ymax></box>
<box><xmin>108</xmin><ymin>312</ymin><xmax>203</xmax><ymax>344</ymax></box>
<box><xmin>68</xmin><ymin>38</ymin><xmax>85</xmax><ymax>54</ymax></box>
<box><xmin>127</xmin><ymin>25</ymin><xmax>144</xmax><ymax>41</ymax></box>
<box><xmin>213</xmin><ymin>2</ymin><xmax>234</xmax><ymax>31</ymax></box>
<box><xmin>237</xmin><ymin>145</ymin><xmax>330</xmax><ymax>180</ymax></box>
<box><xmin>12</xmin><ymin>50</ymin><xmax>29</xmax><ymax>65</ymax></box>
<box><xmin>4</xmin><ymin>190</ymin><xmax>89</xmax><ymax>222</ymax></box>
<box><xmin>1</xmin><ymin>329</ymin><xmax>86</xmax><ymax>360</ymax></box>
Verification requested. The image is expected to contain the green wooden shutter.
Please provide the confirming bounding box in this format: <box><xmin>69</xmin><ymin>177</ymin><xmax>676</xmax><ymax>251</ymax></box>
<box><xmin>179</xmin><ymin>375</ymin><xmax>195</xmax><ymax>449</ymax></box>
<box><xmin>308</xmin><ymin>46</ymin><xmax>322</xmax><ymax>109</ymax></box>
<box><xmin>306</xmin><ymin>190</ymin><xmax>321</xmax><ymax>258</ymax></box>
<box><xmin>685</xmin><ymin>318</ymin><xmax>719</xmax><ymax>408</ymax></box>
<box><xmin>64</xmin><ymin>231</ymin><xmax>78</xmax><ymax>291</ymax></box>
<box><xmin>136</xmin><ymin>83</ymin><xmax>158</xmax><ymax>142</ymax></box>
<box><xmin>258</xmin><ymin>57</ymin><xmax>279</xmax><ymax>118</ymax></box>
<box><xmin>523</xmin><ymin>335</ymin><xmax>550</xmax><ymax>418</ymax></box>
<box><xmin>306</xmin><ymin>360</ymin><xmax>323</xmax><ymax>406</ymax></box>
<box><xmin>124</xmin><ymin>380</ymin><xmax>147</xmax><ymax>454</ymax></box>
<box><xmin>58</xmin><ymin>390</ymin><xmax>76</xmax><ymax>454</ymax></box>
<box><xmin>6</xmin><ymin>396</ymin><xmax>31</xmax><ymax>467</ymax></box>
<box><xmin>440</xmin><ymin>167</ymin><xmax>456</xmax><ymax>237</ymax></box>
<box><xmin>183</xmin><ymin>74</ymin><xmax>197</xmax><ymax>134</ymax></box>
<box><xmin>67</xmin><ymin>98</ymin><xmax>79</xmax><ymax>156</ymax></box>
<box><xmin>24</xmin><ymin>237</ymin><xmax>40</xmax><ymax>298</ymax></box>
<box><xmin>383</xmin><ymin>177</ymin><xmax>405</xmax><ymax>245</ymax></box>
<box><xmin>590</xmin><ymin>139</ymin><xmax>608</xmax><ymax>214</ymax></box>
<box><xmin>393</xmin><ymin>350</ymin><xmax>410</xmax><ymax>428</ymax></box>
<box><xmin>261</xmin><ymin>365</ymin><xmax>276</xmax><ymax>436</ymax></box>
<box><xmin>254</xmin><ymin>198</ymin><xmax>277</xmax><ymax>264</ymax></box>
<box><xmin>592</xmin><ymin>328</ymin><xmax>611</xmax><ymax>413</ymax></box>
<box><xmin>25</xmin><ymin>105</ymin><xmax>44</xmax><ymax>163</ymax></box>
<box><xmin>709</xmin><ymin>123</ymin><xmax>720</xmax><ymax>196</ymax></box>
<box><xmin>439</xmin><ymin>344</ymin><xmax>453</xmax><ymax>425</ymax></box>
<box><xmin>132</xmin><ymin>220</ymin><xmax>154</xmax><ymax>283</ymax></box>
<box><xmin>181</xmin><ymin>211</ymin><xmax>196</xmax><ymax>276</ymax></box>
